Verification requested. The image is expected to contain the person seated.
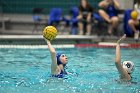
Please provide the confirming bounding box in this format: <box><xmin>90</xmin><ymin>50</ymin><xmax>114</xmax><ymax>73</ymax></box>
<box><xmin>128</xmin><ymin>0</ymin><xmax>140</xmax><ymax>40</ymax></box>
<box><xmin>98</xmin><ymin>0</ymin><xmax>120</xmax><ymax>35</ymax></box>
<box><xmin>77</xmin><ymin>0</ymin><xmax>93</xmax><ymax>35</ymax></box>
<box><xmin>115</xmin><ymin>34</ymin><xmax>135</xmax><ymax>81</ymax></box>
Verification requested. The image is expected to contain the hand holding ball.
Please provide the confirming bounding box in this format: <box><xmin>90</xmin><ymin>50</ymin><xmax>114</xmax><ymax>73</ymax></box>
<box><xmin>43</xmin><ymin>26</ymin><xmax>58</xmax><ymax>41</ymax></box>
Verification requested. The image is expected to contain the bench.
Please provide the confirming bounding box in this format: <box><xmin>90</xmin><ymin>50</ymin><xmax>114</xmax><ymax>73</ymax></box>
<box><xmin>0</xmin><ymin>17</ymin><xmax>10</xmax><ymax>32</ymax></box>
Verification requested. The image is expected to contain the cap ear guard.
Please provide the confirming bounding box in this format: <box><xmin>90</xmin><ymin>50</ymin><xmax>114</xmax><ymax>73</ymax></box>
<box><xmin>123</xmin><ymin>61</ymin><xmax>135</xmax><ymax>74</ymax></box>
<box><xmin>56</xmin><ymin>53</ymin><xmax>63</xmax><ymax>65</ymax></box>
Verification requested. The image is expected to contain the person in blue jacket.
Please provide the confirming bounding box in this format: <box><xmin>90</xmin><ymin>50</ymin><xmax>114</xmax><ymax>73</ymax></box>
<box><xmin>98</xmin><ymin>0</ymin><xmax>120</xmax><ymax>35</ymax></box>
<box><xmin>128</xmin><ymin>0</ymin><xmax>140</xmax><ymax>40</ymax></box>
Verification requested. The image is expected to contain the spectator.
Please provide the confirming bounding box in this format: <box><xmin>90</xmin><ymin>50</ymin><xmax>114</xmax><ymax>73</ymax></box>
<box><xmin>128</xmin><ymin>0</ymin><xmax>140</xmax><ymax>40</ymax></box>
<box><xmin>77</xmin><ymin>0</ymin><xmax>93</xmax><ymax>35</ymax></box>
<box><xmin>98</xmin><ymin>0</ymin><xmax>120</xmax><ymax>35</ymax></box>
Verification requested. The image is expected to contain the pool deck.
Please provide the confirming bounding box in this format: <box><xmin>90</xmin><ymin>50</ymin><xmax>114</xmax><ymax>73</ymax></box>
<box><xmin>0</xmin><ymin>35</ymin><xmax>139</xmax><ymax>44</ymax></box>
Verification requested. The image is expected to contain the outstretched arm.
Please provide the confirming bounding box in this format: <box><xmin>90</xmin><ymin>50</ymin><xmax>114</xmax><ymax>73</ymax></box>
<box><xmin>45</xmin><ymin>39</ymin><xmax>59</xmax><ymax>74</ymax></box>
<box><xmin>115</xmin><ymin>34</ymin><xmax>131</xmax><ymax>80</ymax></box>
<box><xmin>115</xmin><ymin>34</ymin><xmax>125</xmax><ymax>64</ymax></box>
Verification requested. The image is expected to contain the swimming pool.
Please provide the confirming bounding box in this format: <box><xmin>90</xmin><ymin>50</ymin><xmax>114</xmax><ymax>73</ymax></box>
<box><xmin>0</xmin><ymin>47</ymin><xmax>140</xmax><ymax>93</ymax></box>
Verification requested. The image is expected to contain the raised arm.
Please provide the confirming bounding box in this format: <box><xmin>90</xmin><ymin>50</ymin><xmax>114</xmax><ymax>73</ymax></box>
<box><xmin>99</xmin><ymin>0</ymin><xmax>120</xmax><ymax>9</ymax></box>
<box><xmin>113</xmin><ymin>0</ymin><xmax>120</xmax><ymax>9</ymax></box>
<box><xmin>45</xmin><ymin>39</ymin><xmax>59</xmax><ymax>74</ymax></box>
<box><xmin>98</xmin><ymin>0</ymin><xmax>109</xmax><ymax>8</ymax></box>
<box><xmin>115</xmin><ymin>34</ymin><xmax>125</xmax><ymax>63</ymax></box>
<box><xmin>115</xmin><ymin>34</ymin><xmax>131</xmax><ymax>80</ymax></box>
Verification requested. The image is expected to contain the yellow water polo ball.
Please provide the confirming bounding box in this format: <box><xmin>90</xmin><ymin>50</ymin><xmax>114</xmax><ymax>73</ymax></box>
<box><xmin>43</xmin><ymin>26</ymin><xmax>58</xmax><ymax>41</ymax></box>
<box><xmin>131</xmin><ymin>11</ymin><xmax>139</xmax><ymax>19</ymax></box>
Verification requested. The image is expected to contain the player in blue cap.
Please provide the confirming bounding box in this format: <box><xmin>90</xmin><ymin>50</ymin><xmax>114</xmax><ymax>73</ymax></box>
<box><xmin>45</xmin><ymin>39</ymin><xmax>68</xmax><ymax>78</ymax></box>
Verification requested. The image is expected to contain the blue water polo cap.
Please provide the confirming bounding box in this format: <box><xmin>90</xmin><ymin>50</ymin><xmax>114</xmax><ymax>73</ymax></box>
<box><xmin>56</xmin><ymin>53</ymin><xmax>63</xmax><ymax>65</ymax></box>
<box><xmin>56</xmin><ymin>53</ymin><xmax>67</xmax><ymax>67</ymax></box>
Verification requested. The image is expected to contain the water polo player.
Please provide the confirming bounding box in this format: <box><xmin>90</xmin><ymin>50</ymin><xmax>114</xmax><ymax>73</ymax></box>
<box><xmin>43</xmin><ymin>26</ymin><xmax>68</xmax><ymax>78</ymax></box>
<box><xmin>115</xmin><ymin>34</ymin><xmax>135</xmax><ymax>81</ymax></box>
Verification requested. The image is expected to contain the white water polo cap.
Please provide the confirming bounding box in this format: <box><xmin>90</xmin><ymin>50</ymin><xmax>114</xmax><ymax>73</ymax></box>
<box><xmin>123</xmin><ymin>61</ymin><xmax>135</xmax><ymax>74</ymax></box>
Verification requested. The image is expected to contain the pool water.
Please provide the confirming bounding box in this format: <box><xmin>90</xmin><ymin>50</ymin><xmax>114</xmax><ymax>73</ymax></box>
<box><xmin>0</xmin><ymin>47</ymin><xmax>140</xmax><ymax>93</ymax></box>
